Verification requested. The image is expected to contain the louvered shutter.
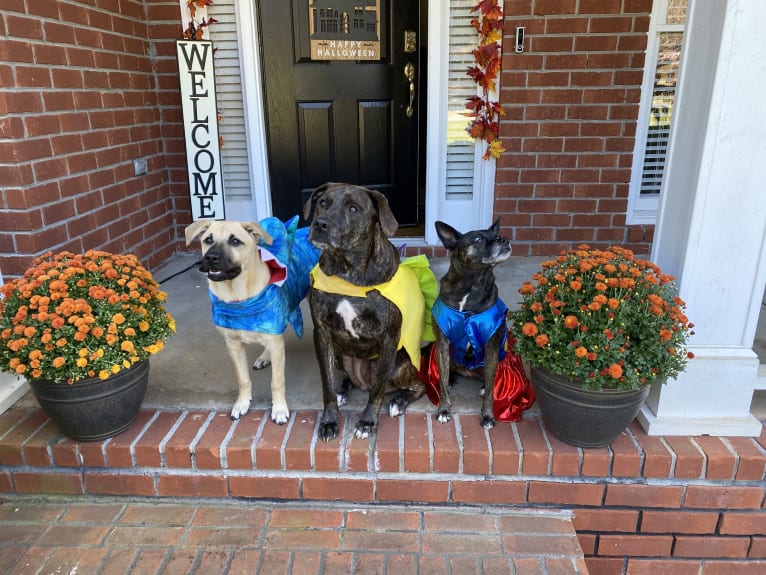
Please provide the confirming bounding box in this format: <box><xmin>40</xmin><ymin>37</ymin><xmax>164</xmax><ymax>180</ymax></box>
<box><xmin>208</xmin><ymin>0</ymin><xmax>252</xmax><ymax>201</ymax></box>
<box><xmin>446</xmin><ymin>0</ymin><xmax>478</xmax><ymax>199</ymax></box>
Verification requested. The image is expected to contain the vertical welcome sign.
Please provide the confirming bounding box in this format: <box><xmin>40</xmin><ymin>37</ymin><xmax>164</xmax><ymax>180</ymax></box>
<box><xmin>176</xmin><ymin>40</ymin><xmax>225</xmax><ymax>220</ymax></box>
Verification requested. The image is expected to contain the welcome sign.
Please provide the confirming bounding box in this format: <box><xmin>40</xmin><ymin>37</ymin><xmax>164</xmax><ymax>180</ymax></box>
<box><xmin>176</xmin><ymin>40</ymin><xmax>225</xmax><ymax>220</ymax></box>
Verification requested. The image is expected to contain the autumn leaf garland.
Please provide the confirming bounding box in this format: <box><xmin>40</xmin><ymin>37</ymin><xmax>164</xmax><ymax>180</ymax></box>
<box><xmin>466</xmin><ymin>0</ymin><xmax>506</xmax><ymax>160</ymax></box>
<box><xmin>183</xmin><ymin>0</ymin><xmax>218</xmax><ymax>41</ymax></box>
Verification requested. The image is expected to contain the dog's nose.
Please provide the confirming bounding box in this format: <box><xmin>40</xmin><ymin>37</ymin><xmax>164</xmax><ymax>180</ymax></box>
<box><xmin>313</xmin><ymin>218</ymin><xmax>330</xmax><ymax>231</ymax></box>
<box><xmin>204</xmin><ymin>252</ymin><xmax>220</xmax><ymax>265</ymax></box>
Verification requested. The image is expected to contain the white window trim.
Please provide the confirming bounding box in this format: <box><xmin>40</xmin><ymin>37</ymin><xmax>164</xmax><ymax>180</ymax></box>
<box><xmin>231</xmin><ymin>0</ymin><xmax>496</xmax><ymax>240</ymax></box>
<box><xmin>627</xmin><ymin>0</ymin><xmax>685</xmax><ymax>226</ymax></box>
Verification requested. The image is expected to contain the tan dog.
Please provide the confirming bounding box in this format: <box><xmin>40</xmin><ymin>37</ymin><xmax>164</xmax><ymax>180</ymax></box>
<box><xmin>185</xmin><ymin>220</ymin><xmax>289</xmax><ymax>423</ymax></box>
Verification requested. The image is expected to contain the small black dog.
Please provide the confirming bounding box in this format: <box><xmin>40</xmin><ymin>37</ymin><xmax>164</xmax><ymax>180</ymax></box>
<box><xmin>304</xmin><ymin>182</ymin><xmax>427</xmax><ymax>441</ymax></box>
<box><xmin>432</xmin><ymin>219</ymin><xmax>512</xmax><ymax>429</ymax></box>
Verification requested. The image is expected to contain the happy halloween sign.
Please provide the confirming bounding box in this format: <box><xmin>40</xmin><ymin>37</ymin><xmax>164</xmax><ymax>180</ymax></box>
<box><xmin>309</xmin><ymin>0</ymin><xmax>381</xmax><ymax>61</ymax></box>
<box><xmin>176</xmin><ymin>40</ymin><xmax>226</xmax><ymax>220</ymax></box>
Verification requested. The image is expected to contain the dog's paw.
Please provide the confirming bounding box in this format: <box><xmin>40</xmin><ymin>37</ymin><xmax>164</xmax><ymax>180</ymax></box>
<box><xmin>318</xmin><ymin>422</ymin><xmax>339</xmax><ymax>442</ymax></box>
<box><xmin>388</xmin><ymin>397</ymin><xmax>407</xmax><ymax>417</ymax></box>
<box><xmin>271</xmin><ymin>405</ymin><xmax>289</xmax><ymax>425</ymax></box>
<box><xmin>336</xmin><ymin>392</ymin><xmax>348</xmax><ymax>407</ymax></box>
<box><xmin>479</xmin><ymin>386</ymin><xmax>486</xmax><ymax>397</ymax></box>
<box><xmin>481</xmin><ymin>413</ymin><xmax>496</xmax><ymax>430</ymax></box>
<box><xmin>230</xmin><ymin>398</ymin><xmax>252</xmax><ymax>420</ymax></box>
<box><xmin>252</xmin><ymin>357</ymin><xmax>271</xmax><ymax>370</ymax></box>
<box><xmin>353</xmin><ymin>420</ymin><xmax>376</xmax><ymax>440</ymax></box>
<box><xmin>436</xmin><ymin>409</ymin><xmax>452</xmax><ymax>424</ymax></box>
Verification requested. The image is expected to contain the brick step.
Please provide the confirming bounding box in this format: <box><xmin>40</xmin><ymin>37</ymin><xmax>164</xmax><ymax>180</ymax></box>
<box><xmin>0</xmin><ymin>497</ymin><xmax>589</xmax><ymax>574</ymax></box>
<box><xmin>2</xmin><ymin>406</ymin><xmax>766</xmax><ymax>574</ymax></box>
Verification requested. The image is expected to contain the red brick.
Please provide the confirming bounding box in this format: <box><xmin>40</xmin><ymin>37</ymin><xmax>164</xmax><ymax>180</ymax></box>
<box><xmin>674</xmin><ymin>535</ymin><xmax>750</xmax><ymax>558</ymax></box>
<box><xmin>228</xmin><ymin>476</ymin><xmax>300</xmax><ymax>500</ymax></box>
<box><xmin>313</xmin><ymin>412</ymin><xmax>346</xmax><ymax>472</ymax></box>
<box><xmin>606</xmin><ymin>484</ymin><xmax>683</xmax><ymax>508</ymax></box>
<box><xmin>22</xmin><ymin>420</ymin><xmax>61</xmax><ymax>467</ymax></box>
<box><xmin>284</xmin><ymin>411</ymin><xmax>318</xmax><ymax>470</ymax></box>
<box><xmin>625</xmin><ymin>558</ymin><xmax>702</xmax><ymax>575</ymax></box>
<box><xmin>106</xmin><ymin>409</ymin><xmax>156</xmax><ymax>468</ymax></box>
<box><xmin>598</xmin><ymin>534</ymin><xmax>672</xmax><ymax>557</ymax></box>
<box><xmin>50</xmin><ymin>436</ymin><xmax>79</xmax><ymax>467</ymax></box>
<box><xmin>373</xmin><ymin>412</ymin><xmax>400</xmax><ymax>472</ymax></box>
<box><xmin>517</xmin><ymin>417</ymin><xmax>550</xmax><ymax>475</ymax></box>
<box><xmin>432</xmin><ymin>416</ymin><xmax>460</xmax><ymax>473</ymax></box>
<box><xmin>684</xmin><ymin>486</ymin><xmax>765</xmax><ymax>510</ymax></box>
<box><xmin>345</xmin><ymin>419</ymin><xmax>372</xmax><ymax>473</ymax></box>
<box><xmin>691</xmin><ymin>436</ymin><xmax>736</xmax><ymax>480</ymax></box>
<box><xmin>663</xmin><ymin>436</ymin><xmax>704</xmax><ymax>479</ymax></box>
<box><xmin>225</xmin><ymin>411</ymin><xmax>265</xmax><ymax>470</ymax></box>
<box><xmin>451</xmin><ymin>479</ymin><xmax>526</xmax><ymax>505</ymax></box>
<box><xmin>0</xmin><ymin>470</ymin><xmax>12</xmax><ymax>493</ymax></box>
<box><xmin>377</xmin><ymin>479</ymin><xmax>449</xmax><ymax>503</ymax></box>
<box><xmin>14</xmin><ymin>471</ymin><xmax>83</xmax><ymax>494</ymax></box>
<box><xmin>195</xmin><ymin>412</ymin><xmax>236</xmax><ymax>470</ymax></box>
<box><xmin>84</xmin><ymin>472</ymin><xmax>154</xmax><ymax>496</ymax></box>
<box><xmin>726</xmin><ymin>437</ymin><xmax>766</xmax><ymax>481</ymax></box>
<box><xmin>581</xmin><ymin>445</ymin><xmax>611</xmax><ymax>477</ymax></box>
<box><xmin>572</xmin><ymin>508</ymin><xmax>639</xmax><ymax>533</ymax></box>
<box><xmin>629</xmin><ymin>422</ymin><xmax>673</xmax><ymax>477</ymax></box>
<box><xmin>586</xmin><ymin>557</ymin><xmax>625</xmax><ymax>575</ymax></box>
<box><xmin>302</xmin><ymin>477</ymin><xmax>373</xmax><ymax>502</ymax></box>
<box><xmin>750</xmin><ymin>537</ymin><xmax>766</xmax><ymax>558</ymax></box>
<box><xmin>512</xmin><ymin>556</ymin><xmax>545</xmax><ymax>575</ymax></box>
<box><xmin>134</xmin><ymin>410</ymin><xmax>183</xmax><ymax>467</ymax></box>
<box><xmin>403</xmin><ymin>412</ymin><xmax>430</xmax><ymax>473</ymax></box>
<box><xmin>0</xmin><ymin>410</ymin><xmax>48</xmax><ymax>465</ymax></box>
<box><xmin>719</xmin><ymin>511</ymin><xmax>766</xmax><ymax>535</ymax></box>
<box><xmin>547</xmin><ymin>432</ymin><xmax>580</xmax><ymax>476</ymax></box>
<box><xmin>640</xmin><ymin>510</ymin><xmax>719</xmax><ymax>534</ymax></box>
<box><xmin>158</xmin><ymin>474</ymin><xmax>227</xmax><ymax>497</ymax></box>
<box><xmin>610</xmin><ymin>430</ymin><xmax>642</xmax><ymax>477</ymax></box>
<box><xmin>528</xmin><ymin>481</ymin><xmax>604</xmax><ymax>506</ymax></box>
<box><xmin>698</xmin><ymin>560</ymin><xmax>766</xmax><ymax>575</ymax></box>
<box><xmin>164</xmin><ymin>411</ymin><xmax>209</xmax><ymax>468</ymax></box>
<box><xmin>459</xmin><ymin>414</ymin><xmax>491</xmax><ymax>475</ymax></box>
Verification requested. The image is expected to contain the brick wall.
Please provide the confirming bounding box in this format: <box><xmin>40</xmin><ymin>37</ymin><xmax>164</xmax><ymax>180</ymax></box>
<box><xmin>0</xmin><ymin>0</ymin><xmax>188</xmax><ymax>278</ymax></box>
<box><xmin>498</xmin><ymin>0</ymin><xmax>653</xmax><ymax>256</ymax></box>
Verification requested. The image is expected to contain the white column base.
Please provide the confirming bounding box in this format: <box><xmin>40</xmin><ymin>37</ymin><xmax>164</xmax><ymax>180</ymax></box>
<box><xmin>636</xmin><ymin>346</ymin><xmax>763</xmax><ymax>437</ymax></box>
<box><xmin>0</xmin><ymin>373</ymin><xmax>29</xmax><ymax>415</ymax></box>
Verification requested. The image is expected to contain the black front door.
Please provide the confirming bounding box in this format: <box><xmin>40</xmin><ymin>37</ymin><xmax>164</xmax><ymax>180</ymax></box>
<box><xmin>258</xmin><ymin>0</ymin><xmax>422</xmax><ymax>228</ymax></box>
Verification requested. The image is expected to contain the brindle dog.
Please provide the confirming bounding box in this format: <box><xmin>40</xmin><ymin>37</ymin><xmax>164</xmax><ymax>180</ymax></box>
<box><xmin>304</xmin><ymin>183</ymin><xmax>426</xmax><ymax>441</ymax></box>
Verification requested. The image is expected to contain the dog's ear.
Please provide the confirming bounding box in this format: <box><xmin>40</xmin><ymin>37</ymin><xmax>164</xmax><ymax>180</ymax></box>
<box><xmin>303</xmin><ymin>182</ymin><xmax>339</xmax><ymax>222</ymax></box>
<box><xmin>489</xmin><ymin>218</ymin><xmax>502</xmax><ymax>236</ymax></box>
<box><xmin>241</xmin><ymin>222</ymin><xmax>274</xmax><ymax>246</ymax></box>
<box><xmin>435</xmin><ymin>221</ymin><xmax>461</xmax><ymax>250</ymax></box>
<box><xmin>367</xmin><ymin>189</ymin><xmax>398</xmax><ymax>237</ymax></box>
<box><xmin>185</xmin><ymin>221</ymin><xmax>210</xmax><ymax>246</ymax></box>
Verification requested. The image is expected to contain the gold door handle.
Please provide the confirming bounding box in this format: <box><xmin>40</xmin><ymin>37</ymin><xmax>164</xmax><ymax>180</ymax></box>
<box><xmin>404</xmin><ymin>62</ymin><xmax>415</xmax><ymax>118</ymax></box>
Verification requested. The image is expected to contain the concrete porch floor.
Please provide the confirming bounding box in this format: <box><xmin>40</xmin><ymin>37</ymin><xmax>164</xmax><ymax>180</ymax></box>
<box><xmin>12</xmin><ymin>251</ymin><xmax>766</xmax><ymax>422</ymax></box>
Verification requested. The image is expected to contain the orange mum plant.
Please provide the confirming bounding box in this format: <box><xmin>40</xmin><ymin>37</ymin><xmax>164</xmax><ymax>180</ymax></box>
<box><xmin>511</xmin><ymin>245</ymin><xmax>693</xmax><ymax>390</ymax></box>
<box><xmin>466</xmin><ymin>0</ymin><xmax>505</xmax><ymax>160</ymax></box>
<box><xmin>0</xmin><ymin>251</ymin><xmax>175</xmax><ymax>384</ymax></box>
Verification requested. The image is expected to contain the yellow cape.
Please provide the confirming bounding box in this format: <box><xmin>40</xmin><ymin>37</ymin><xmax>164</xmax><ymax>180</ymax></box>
<box><xmin>310</xmin><ymin>255</ymin><xmax>437</xmax><ymax>367</ymax></box>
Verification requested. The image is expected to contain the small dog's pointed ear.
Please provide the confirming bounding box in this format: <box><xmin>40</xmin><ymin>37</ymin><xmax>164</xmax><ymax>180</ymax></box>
<box><xmin>490</xmin><ymin>218</ymin><xmax>502</xmax><ymax>236</ymax></box>
<box><xmin>185</xmin><ymin>221</ymin><xmax>210</xmax><ymax>246</ymax></box>
<box><xmin>367</xmin><ymin>189</ymin><xmax>398</xmax><ymax>237</ymax></box>
<box><xmin>435</xmin><ymin>221</ymin><xmax>460</xmax><ymax>250</ymax></box>
<box><xmin>242</xmin><ymin>222</ymin><xmax>274</xmax><ymax>245</ymax></box>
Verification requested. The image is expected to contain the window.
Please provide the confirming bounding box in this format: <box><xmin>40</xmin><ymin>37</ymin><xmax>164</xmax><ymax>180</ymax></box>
<box><xmin>627</xmin><ymin>0</ymin><xmax>687</xmax><ymax>224</ymax></box>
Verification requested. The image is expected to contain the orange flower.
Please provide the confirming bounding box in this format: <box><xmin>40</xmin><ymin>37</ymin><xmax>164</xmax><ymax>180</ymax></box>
<box><xmin>535</xmin><ymin>334</ymin><xmax>549</xmax><ymax>347</ymax></box>
<box><xmin>574</xmin><ymin>346</ymin><xmax>588</xmax><ymax>358</ymax></box>
<box><xmin>563</xmin><ymin>315</ymin><xmax>579</xmax><ymax>329</ymax></box>
<box><xmin>521</xmin><ymin>322</ymin><xmax>539</xmax><ymax>337</ymax></box>
<box><xmin>607</xmin><ymin>364</ymin><xmax>623</xmax><ymax>379</ymax></box>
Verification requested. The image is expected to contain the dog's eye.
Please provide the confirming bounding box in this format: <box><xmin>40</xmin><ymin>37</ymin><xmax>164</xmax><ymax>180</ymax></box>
<box><xmin>474</xmin><ymin>237</ymin><xmax>485</xmax><ymax>244</ymax></box>
<box><xmin>318</xmin><ymin>198</ymin><xmax>327</xmax><ymax>208</ymax></box>
<box><xmin>348</xmin><ymin>204</ymin><xmax>358</xmax><ymax>213</ymax></box>
<box><xmin>203</xmin><ymin>235</ymin><xmax>214</xmax><ymax>245</ymax></box>
<box><xmin>229</xmin><ymin>237</ymin><xmax>243</xmax><ymax>247</ymax></box>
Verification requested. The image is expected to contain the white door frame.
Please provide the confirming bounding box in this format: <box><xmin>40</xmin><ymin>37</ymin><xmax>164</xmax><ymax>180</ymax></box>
<box><xmin>232</xmin><ymin>0</ymin><xmax>496</xmax><ymax>240</ymax></box>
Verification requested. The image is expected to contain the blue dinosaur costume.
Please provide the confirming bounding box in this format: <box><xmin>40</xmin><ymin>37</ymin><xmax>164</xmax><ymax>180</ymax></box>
<box><xmin>209</xmin><ymin>216</ymin><xmax>320</xmax><ymax>339</ymax></box>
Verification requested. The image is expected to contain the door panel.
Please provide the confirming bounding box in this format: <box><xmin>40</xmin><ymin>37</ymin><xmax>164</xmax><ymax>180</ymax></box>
<box><xmin>258</xmin><ymin>0</ymin><xmax>421</xmax><ymax>227</ymax></box>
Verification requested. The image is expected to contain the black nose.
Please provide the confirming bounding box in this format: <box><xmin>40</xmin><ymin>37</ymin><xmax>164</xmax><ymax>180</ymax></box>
<box><xmin>313</xmin><ymin>218</ymin><xmax>330</xmax><ymax>231</ymax></box>
<box><xmin>204</xmin><ymin>252</ymin><xmax>220</xmax><ymax>265</ymax></box>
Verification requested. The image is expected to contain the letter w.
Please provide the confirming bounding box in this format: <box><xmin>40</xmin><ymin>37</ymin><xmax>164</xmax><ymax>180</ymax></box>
<box><xmin>180</xmin><ymin>42</ymin><xmax>210</xmax><ymax>70</ymax></box>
